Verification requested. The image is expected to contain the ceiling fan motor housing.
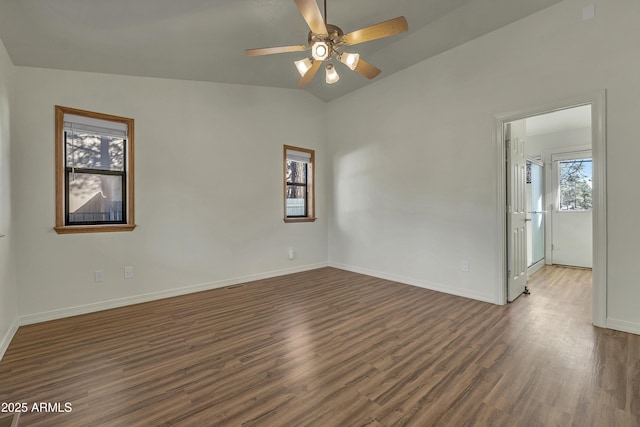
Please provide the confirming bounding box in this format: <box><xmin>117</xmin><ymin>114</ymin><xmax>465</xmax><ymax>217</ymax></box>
<box><xmin>308</xmin><ymin>24</ymin><xmax>345</xmax><ymax>59</ymax></box>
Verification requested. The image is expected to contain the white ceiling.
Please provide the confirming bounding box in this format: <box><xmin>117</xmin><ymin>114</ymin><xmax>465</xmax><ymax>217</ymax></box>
<box><xmin>0</xmin><ymin>0</ymin><xmax>563</xmax><ymax>102</ymax></box>
<box><xmin>526</xmin><ymin>105</ymin><xmax>592</xmax><ymax>136</ymax></box>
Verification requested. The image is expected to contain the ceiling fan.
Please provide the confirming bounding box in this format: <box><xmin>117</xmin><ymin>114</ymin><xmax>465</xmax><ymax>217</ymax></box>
<box><xmin>246</xmin><ymin>0</ymin><xmax>408</xmax><ymax>87</ymax></box>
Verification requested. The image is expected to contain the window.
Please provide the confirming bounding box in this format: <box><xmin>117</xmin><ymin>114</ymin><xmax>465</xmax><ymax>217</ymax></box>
<box><xmin>558</xmin><ymin>157</ymin><xmax>592</xmax><ymax>211</ymax></box>
<box><xmin>55</xmin><ymin>106</ymin><xmax>136</xmax><ymax>233</ymax></box>
<box><xmin>284</xmin><ymin>145</ymin><xmax>315</xmax><ymax>222</ymax></box>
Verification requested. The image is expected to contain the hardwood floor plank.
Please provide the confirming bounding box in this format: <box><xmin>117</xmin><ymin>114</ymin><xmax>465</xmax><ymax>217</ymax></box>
<box><xmin>1</xmin><ymin>266</ymin><xmax>639</xmax><ymax>426</ymax></box>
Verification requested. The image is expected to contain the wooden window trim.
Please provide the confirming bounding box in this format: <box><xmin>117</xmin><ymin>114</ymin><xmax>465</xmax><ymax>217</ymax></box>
<box><xmin>283</xmin><ymin>145</ymin><xmax>316</xmax><ymax>223</ymax></box>
<box><xmin>54</xmin><ymin>105</ymin><xmax>136</xmax><ymax>234</ymax></box>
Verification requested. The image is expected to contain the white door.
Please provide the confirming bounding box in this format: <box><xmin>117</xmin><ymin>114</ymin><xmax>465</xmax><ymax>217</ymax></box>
<box><xmin>507</xmin><ymin>121</ymin><xmax>528</xmax><ymax>301</ymax></box>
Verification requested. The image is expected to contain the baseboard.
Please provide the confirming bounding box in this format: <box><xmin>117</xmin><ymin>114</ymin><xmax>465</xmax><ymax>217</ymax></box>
<box><xmin>329</xmin><ymin>262</ymin><xmax>495</xmax><ymax>304</ymax></box>
<box><xmin>606</xmin><ymin>318</ymin><xmax>640</xmax><ymax>336</ymax></box>
<box><xmin>527</xmin><ymin>259</ymin><xmax>545</xmax><ymax>276</ymax></box>
<box><xmin>18</xmin><ymin>262</ymin><xmax>328</xmax><ymax>326</ymax></box>
<box><xmin>0</xmin><ymin>317</ymin><xmax>19</xmax><ymax>362</ymax></box>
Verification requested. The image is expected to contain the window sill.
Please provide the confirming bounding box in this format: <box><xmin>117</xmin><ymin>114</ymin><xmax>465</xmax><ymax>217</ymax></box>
<box><xmin>54</xmin><ymin>224</ymin><xmax>137</xmax><ymax>234</ymax></box>
<box><xmin>283</xmin><ymin>217</ymin><xmax>317</xmax><ymax>223</ymax></box>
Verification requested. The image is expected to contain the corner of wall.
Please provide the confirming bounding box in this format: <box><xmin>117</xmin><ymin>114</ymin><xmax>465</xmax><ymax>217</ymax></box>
<box><xmin>0</xmin><ymin>34</ymin><xmax>19</xmax><ymax>363</ymax></box>
<box><xmin>0</xmin><ymin>318</ymin><xmax>18</xmax><ymax>361</ymax></box>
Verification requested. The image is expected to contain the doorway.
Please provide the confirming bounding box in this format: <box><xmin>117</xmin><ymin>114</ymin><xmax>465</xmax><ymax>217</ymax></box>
<box><xmin>507</xmin><ymin>107</ymin><xmax>592</xmax><ymax>298</ymax></box>
<box><xmin>495</xmin><ymin>91</ymin><xmax>607</xmax><ymax>327</ymax></box>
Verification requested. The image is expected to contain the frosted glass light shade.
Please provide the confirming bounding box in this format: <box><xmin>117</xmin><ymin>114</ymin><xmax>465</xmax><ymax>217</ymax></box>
<box><xmin>325</xmin><ymin>64</ymin><xmax>339</xmax><ymax>84</ymax></box>
<box><xmin>338</xmin><ymin>52</ymin><xmax>360</xmax><ymax>70</ymax></box>
<box><xmin>295</xmin><ymin>58</ymin><xmax>314</xmax><ymax>76</ymax></box>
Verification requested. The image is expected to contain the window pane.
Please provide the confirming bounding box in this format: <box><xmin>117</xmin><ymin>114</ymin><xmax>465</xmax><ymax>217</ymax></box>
<box><xmin>286</xmin><ymin>185</ymin><xmax>307</xmax><ymax>216</ymax></box>
<box><xmin>66</xmin><ymin>132</ymin><xmax>125</xmax><ymax>171</ymax></box>
<box><xmin>559</xmin><ymin>158</ymin><xmax>592</xmax><ymax>210</ymax></box>
<box><xmin>286</xmin><ymin>160</ymin><xmax>307</xmax><ymax>184</ymax></box>
<box><xmin>68</xmin><ymin>173</ymin><xmax>124</xmax><ymax>223</ymax></box>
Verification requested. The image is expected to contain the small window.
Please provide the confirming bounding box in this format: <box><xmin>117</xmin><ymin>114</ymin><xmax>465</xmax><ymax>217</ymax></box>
<box><xmin>284</xmin><ymin>145</ymin><xmax>315</xmax><ymax>222</ymax></box>
<box><xmin>55</xmin><ymin>106</ymin><xmax>136</xmax><ymax>233</ymax></box>
<box><xmin>558</xmin><ymin>158</ymin><xmax>592</xmax><ymax>211</ymax></box>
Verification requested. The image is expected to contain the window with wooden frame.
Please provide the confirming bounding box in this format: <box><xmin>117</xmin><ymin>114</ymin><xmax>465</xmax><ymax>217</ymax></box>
<box><xmin>284</xmin><ymin>145</ymin><xmax>315</xmax><ymax>222</ymax></box>
<box><xmin>54</xmin><ymin>106</ymin><xmax>136</xmax><ymax>234</ymax></box>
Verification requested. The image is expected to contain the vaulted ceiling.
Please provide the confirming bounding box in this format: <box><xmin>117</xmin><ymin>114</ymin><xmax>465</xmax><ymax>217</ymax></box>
<box><xmin>0</xmin><ymin>0</ymin><xmax>563</xmax><ymax>102</ymax></box>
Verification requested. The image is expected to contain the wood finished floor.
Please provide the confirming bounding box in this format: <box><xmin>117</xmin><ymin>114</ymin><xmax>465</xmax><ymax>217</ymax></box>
<box><xmin>1</xmin><ymin>266</ymin><xmax>638</xmax><ymax>426</ymax></box>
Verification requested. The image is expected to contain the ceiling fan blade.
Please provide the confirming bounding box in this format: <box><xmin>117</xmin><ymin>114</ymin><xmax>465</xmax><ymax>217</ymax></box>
<box><xmin>354</xmin><ymin>58</ymin><xmax>381</xmax><ymax>80</ymax></box>
<box><xmin>294</xmin><ymin>0</ymin><xmax>328</xmax><ymax>35</ymax></box>
<box><xmin>342</xmin><ymin>16</ymin><xmax>408</xmax><ymax>46</ymax></box>
<box><xmin>245</xmin><ymin>45</ymin><xmax>308</xmax><ymax>56</ymax></box>
<box><xmin>297</xmin><ymin>60</ymin><xmax>322</xmax><ymax>87</ymax></box>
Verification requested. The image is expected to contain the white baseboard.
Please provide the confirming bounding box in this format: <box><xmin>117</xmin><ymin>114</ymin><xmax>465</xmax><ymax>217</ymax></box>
<box><xmin>0</xmin><ymin>317</ymin><xmax>19</xmax><ymax>362</ymax></box>
<box><xmin>606</xmin><ymin>318</ymin><xmax>640</xmax><ymax>336</ymax></box>
<box><xmin>527</xmin><ymin>259</ymin><xmax>545</xmax><ymax>276</ymax></box>
<box><xmin>18</xmin><ymin>263</ymin><xmax>328</xmax><ymax>326</ymax></box>
<box><xmin>329</xmin><ymin>262</ymin><xmax>495</xmax><ymax>304</ymax></box>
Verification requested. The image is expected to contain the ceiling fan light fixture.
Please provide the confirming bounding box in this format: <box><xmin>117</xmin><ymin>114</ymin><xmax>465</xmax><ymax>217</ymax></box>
<box><xmin>245</xmin><ymin>0</ymin><xmax>407</xmax><ymax>88</ymax></box>
<box><xmin>295</xmin><ymin>57</ymin><xmax>314</xmax><ymax>76</ymax></box>
<box><xmin>325</xmin><ymin>63</ymin><xmax>339</xmax><ymax>84</ymax></box>
<box><xmin>338</xmin><ymin>52</ymin><xmax>360</xmax><ymax>70</ymax></box>
<box><xmin>311</xmin><ymin>41</ymin><xmax>329</xmax><ymax>61</ymax></box>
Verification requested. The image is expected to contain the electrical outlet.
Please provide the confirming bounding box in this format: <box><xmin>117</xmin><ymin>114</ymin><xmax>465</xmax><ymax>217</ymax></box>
<box><xmin>94</xmin><ymin>271</ymin><xmax>104</xmax><ymax>282</ymax></box>
<box><xmin>461</xmin><ymin>260</ymin><xmax>470</xmax><ymax>272</ymax></box>
<box><xmin>124</xmin><ymin>266</ymin><xmax>134</xmax><ymax>279</ymax></box>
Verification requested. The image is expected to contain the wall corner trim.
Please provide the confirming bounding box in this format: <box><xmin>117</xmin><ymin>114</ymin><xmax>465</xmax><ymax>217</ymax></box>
<box><xmin>0</xmin><ymin>318</ymin><xmax>19</xmax><ymax>363</ymax></box>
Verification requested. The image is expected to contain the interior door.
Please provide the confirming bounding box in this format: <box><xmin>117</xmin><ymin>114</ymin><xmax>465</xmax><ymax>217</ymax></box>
<box><xmin>507</xmin><ymin>121</ymin><xmax>528</xmax><ymax>301</ymax></box>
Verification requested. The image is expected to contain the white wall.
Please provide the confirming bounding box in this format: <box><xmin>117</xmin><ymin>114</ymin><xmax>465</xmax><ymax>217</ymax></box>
<box><xmin>527</xmin><ymin>127</ymin><xmax>592</xmax><ymax>269</ymax></box>
<box><xmin>0</xmin><ymin>36</ymin><xmax>18</xmax><ymax>358</ymax></box>
<box><xmin>13</xmin><ymin>69</ymin><xmax>328</xmax><ymax>321</ymax></box>
<box><xmin>327</xmin><ymin>0</ymin><xmax>640</xmax><ymax>332</ymax></box>
<box><xmin>552</xmin><ymin>211</ymin><xmax>592</xmax><ymax>267</ymax></box>
<box><xmin>526</xmin><ymin>127</ymin><xmax>591</xmax><ymax>156</ymax></box>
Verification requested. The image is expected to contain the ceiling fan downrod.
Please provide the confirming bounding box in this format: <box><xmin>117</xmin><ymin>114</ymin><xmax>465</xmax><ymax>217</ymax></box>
<box><xmin>324</xmin><ymin>0</ymin><xmax>327</xmax><ymax>24</ymax></box>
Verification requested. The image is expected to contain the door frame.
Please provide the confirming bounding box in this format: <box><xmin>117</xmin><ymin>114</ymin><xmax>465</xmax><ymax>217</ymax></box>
<box><xmin>494</xmin><ymin>91</ymin><xmax>607</xmax><ymax>328</ymax></box>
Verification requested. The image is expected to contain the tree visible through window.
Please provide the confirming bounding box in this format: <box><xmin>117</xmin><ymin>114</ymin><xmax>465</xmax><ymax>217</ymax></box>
<box><xmin>558</xmin><ymin>158</ymin><xmax>592</xmax><ymax>211</ymax></box>
<box><xmin>283</xmin><ymin>145</ymin><xmax>315</xmax><ymax>222</ymax></box>
<box><xmin>55</xmin><ymin>106</ymin><xmax>136</xmax><ymax>233</ymax></box>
